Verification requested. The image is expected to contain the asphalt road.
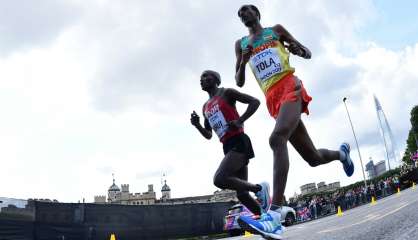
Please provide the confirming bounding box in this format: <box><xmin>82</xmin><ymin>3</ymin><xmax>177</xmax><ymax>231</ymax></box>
<box><xmin>225</xmin><ymin>186</ymin><xmax>418</xmax><ymax>240</ymax></box>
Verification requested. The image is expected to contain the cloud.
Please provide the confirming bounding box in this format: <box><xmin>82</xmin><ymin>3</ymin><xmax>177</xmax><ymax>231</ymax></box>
<box><xmin>0</xmin><ymin>0</ymin><xmax>82</xmax><ymax>56</ymax></box>
<box><xmin>0</xmin><ymin>0</ymin><xmax>417</xmax><ymax>202</ymax></box>
<box><xmin>79</xmin><ymin>0</ymin><xmax>245</xmax><ymax>113</ymax></box>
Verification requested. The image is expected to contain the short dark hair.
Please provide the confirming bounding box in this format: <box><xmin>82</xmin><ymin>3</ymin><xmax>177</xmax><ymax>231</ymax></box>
<box><xmin>238</xmin><ymin>5</ymin><xmax>260</xmax><ymax>20</ymax></box>
<box><xmin>203</xmin><ymin>70</ymin><xmax>221</xmax><ymax>86</ymax></box>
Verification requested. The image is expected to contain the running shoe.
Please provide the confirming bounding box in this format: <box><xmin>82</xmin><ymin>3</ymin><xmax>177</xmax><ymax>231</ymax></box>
<box><xmin>340</xmin><ymin>143</ymin><xmax>354</xmax><ymax>177</ymax></box>
<box><xmin>238</xmin><ymin>210</ymin><xmax>284</xmax><ymax>239</ymax></box>
<box><xmin>255</xmin><ymin>181</ymin><xmax>271</xmax><ymax>213</ymax></box>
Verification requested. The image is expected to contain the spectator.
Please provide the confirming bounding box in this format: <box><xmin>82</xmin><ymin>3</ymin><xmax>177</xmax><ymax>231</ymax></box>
<box><xmin>309</xmin><ymin>197</ymin><xmax>317</xmax><ymax>219</ymax></box>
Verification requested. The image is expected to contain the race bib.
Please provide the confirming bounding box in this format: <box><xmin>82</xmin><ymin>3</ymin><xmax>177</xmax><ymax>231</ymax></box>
<box><xmin>250</xmin><ymin>48</ymin><xmax>283</xmax><ymax>83</ymax></box>
<box><xmin>206</xmin><ymin>104</ymin><xmax>228</xmax><ymax>139</ymax></box>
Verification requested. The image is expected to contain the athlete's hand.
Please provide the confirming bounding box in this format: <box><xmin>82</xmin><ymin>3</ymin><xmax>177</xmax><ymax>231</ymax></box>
<box><xmin>287</xmin><ymin>42</ymin><xmax>304</xmax><ymax>57</ymax></box>
<box><xmin>240</xmin><ymin>45</ymin><xmax>253</xmax><ymax>65</ymax></box>
<box><xmin>190</xmin><ymin>111</ymin><xmax>200</xmax><ymax>127</ymax></box>
<box><xmin>228</xmin><ymin>119</ymin><xmax>243</xmax><ymax>130</ymax></box>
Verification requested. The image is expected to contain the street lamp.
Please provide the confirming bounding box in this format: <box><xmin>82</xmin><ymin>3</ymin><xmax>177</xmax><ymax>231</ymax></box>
<box><xmin>343</xmin><ymin>97</ymin><xmax>368</xmax><ymax>189</ymax></box>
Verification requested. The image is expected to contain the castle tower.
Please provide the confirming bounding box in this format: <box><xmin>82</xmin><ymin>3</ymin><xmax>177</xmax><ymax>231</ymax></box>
<box><xmin>161</xmin><ymin>180</ymin><xmax>171</xmax><ymax>200</ymax></box>
<box><xmin>120</xmin><ymin>184</ymin><xmax>130</xmax><ymax>204</ymax></box>
<box><xmin>121</xmin><ymin>184</ymin><xmax>129</xmax><ymax>192</ymax></box>
<box><xmin>108</xmin><ymin>174</ymin><xmax>121</xmax><ymax>203</ymax></box>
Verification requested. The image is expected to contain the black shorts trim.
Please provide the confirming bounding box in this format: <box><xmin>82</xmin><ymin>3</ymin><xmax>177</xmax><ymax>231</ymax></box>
<box><xmin>222</xmin><ymin>133</ymin><xmax>255</xmax><ymax>161</ymax></box>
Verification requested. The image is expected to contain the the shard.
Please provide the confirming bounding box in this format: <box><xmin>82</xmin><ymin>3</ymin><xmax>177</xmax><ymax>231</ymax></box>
<box><xmin>374</xmin><ymin>95</ymin><xmax>400</xmax><ymax>170</ymax></box>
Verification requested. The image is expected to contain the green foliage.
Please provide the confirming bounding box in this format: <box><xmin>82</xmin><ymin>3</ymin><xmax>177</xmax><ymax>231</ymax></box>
<box><xmin>410</xmin><ymin>105</ymin><xmax>418</xmax><ymax>133</ymax></box>
<box><xmin>402</xmin><ymin>130</ymin><xmax>416</xmax><ymax>165</ymax></box>
<box><xmin>402</xmin><ymin>105</ymin><xmax>418</xmax><ymax>166</ymax></box>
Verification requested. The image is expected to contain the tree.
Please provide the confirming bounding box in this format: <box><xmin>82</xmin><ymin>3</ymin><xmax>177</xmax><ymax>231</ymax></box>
<box><xmin>402</xmin><ymin>130</ymin><xmax>417</xmax><ymax>165</ymax></box>
<box><xmin>411</xmin><ymin>105</ymin><xmax>418</xmax><ymax>147</ymax></box>
<box><xmin>402</xmin><ymin>105</ymin><xmax>418</xmax><ymax>165</ymax></box>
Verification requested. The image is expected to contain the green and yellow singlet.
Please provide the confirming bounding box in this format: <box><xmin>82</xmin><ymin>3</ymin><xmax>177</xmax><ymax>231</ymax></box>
<box><xmin>240</xmin><ymin>27</ymin><xmax>295</xmax><ymax>94</ymax></box>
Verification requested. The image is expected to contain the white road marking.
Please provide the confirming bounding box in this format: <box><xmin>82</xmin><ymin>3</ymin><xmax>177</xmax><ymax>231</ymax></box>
<box><xmin>318</xmin><ymin>212</ymin><xmax>379</xmax><ymax>233</ymax></box>
<box><xmin>373</xmin><ymin>203</ymin><xmax>408</xmax><ymax>221</ymax></box>
<box><xmin>316</xmin><ymin>192</ymin><xmax>418</xmax><ymax>234</ymax></box>
<box><xmin>229</xmin><ymin>189</ymin><xmax>418</xmax><ymax>239</ymax></box>
<box><xmin>317</xmin><ymin>201</ymin><xmax>412</xmax><ymax>234</ymax></box>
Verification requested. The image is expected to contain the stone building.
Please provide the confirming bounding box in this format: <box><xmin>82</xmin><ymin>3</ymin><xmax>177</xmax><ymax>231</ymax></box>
<box><xmin>156</xmin><ymin>188</ymin><xmax>237</xmax><ymax>205</ymax></box>
<box><xmin>300</xmin><ymin>181</ymin><xmax>341</xmax><ymax>195</ymax></box>
<box><xmin>94</xmin><ymin>176</ymin><xmax>237</xmax><ymax>205</ymax></box>
<box><xmin>212</xmin><ymin>189</ymin><xmax>237</xmax><ymax>202</ymax></box>
<box><xmin>300</xmin><ymin>182</ymin><xmax>317</xmax><ymax>195</ymax></box>
<box><xmin>94</xmin><ymin>176</ymin><xmax>156</xmax><ymax>205</ymax></box>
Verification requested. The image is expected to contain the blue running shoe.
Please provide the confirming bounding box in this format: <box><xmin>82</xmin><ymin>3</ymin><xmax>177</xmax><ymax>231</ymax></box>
<box><xmin>237</xmin><ymin>214</ymin><xmax>262</xmax><ymax>235</ymax></box>
<box><xmin>340</xmin><ymin>143</ymin><xmax>354</xmax><ymax>177</ymax></box>
<box><xmin>255</xmin><ymin>182</ymin><xmax>271</xmax><ymax>213</ymax></box>
<box><xmin>238</xmin><ymin>210</ymin><xmax>284</xmax><ymax>239</ymax></box>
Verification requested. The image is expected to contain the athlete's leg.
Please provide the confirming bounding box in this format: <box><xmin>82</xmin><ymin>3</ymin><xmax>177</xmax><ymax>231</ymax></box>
<box><xmin>235</xmin><ymin>165</ymin><xmax>262</xmax><ymax>215</ymax></box>
<box><xmin>269</xmin><ymin>98</ymin><xmax>302</xmax><ymax>206</ymax></box>
<box><xmin>213</xmin><ymin>151</ymin><xmax>262</xmax><ymax>215</ymax></box>
<box><xmin>289</xmin><ymin>121</ymin><xmax>340</xmax><ymax>167</ymax></box>
<box><xmin>213</xmin><ymin>151</ymin><xmax>260</xmax><ymax>193</ymax></box>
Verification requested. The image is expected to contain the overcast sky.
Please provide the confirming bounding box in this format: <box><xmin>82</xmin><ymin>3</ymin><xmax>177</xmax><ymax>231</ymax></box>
<box><xmin>1</xmin><ymin>0</ymin><xmax>417</xmax><ymax>203</ymax></box>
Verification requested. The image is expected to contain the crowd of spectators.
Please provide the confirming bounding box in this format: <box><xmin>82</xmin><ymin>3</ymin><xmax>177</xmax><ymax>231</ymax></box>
<box><xmin>288</xmin><ymin>163</ymin><xmax>418</xmax><ymax>223</ymax></box>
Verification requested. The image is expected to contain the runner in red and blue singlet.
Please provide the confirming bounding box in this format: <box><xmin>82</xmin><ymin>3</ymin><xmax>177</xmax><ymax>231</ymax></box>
<box><xmin>190</xmin><ymin>70</ymin><xmax>271</xmax><ymax>216</ymax></box>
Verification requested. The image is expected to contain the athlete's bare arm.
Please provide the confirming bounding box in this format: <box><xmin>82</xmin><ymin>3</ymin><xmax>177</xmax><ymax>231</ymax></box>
<box><xmin>273</xmin><ymin>24</ymin><xmax>311</xmax><ymax>59</ymax></box>
<box><xmin>235</xmin><ymin>39</ymin><xmax>253</xmax><ymax>87</ymax></box>
<box><xmin>190</xmin><ymin>109</ymin><xmax>212</xmax><ymax>139</ymax></box>
<box><xmin>224</xmin><ymin>88</ymin><xmax>260</xmax><ymax>129</ymax></box>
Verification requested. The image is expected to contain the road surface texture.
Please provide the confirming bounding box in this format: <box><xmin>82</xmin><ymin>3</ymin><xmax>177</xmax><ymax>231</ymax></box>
<box><xmin>225</xmin><ymin>186</ymin><xmax>418</xmax><ymax>240</ymax></box>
